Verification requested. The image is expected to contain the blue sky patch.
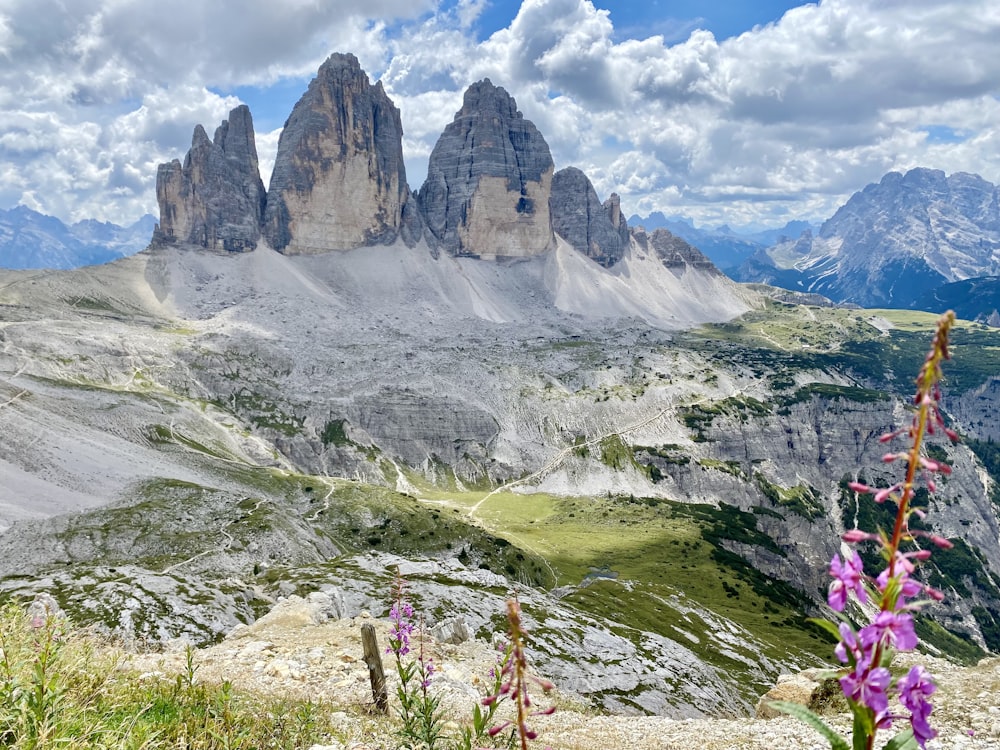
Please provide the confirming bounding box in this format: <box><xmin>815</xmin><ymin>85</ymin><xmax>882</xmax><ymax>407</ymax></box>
<box><xmin>922</xmin><ymin>125</ymin><xmax>969</xmax><ymax>144</ymax></box>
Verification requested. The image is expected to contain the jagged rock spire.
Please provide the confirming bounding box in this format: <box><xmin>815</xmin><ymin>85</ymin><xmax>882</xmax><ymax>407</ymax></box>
<box><xmin>262</xmin><ymin>52</ymin><xmax>418</xmax><ymax>253</ymax></box>
<box><xmin>550</xmin><ymin>167</ymin><xmax>629</xmax><ymax>267</ymax></box>
<box><xmin>154</xmin><ymin>105</ymin><xmax>265</xmax><ymax>252</ymax></box>
<box><xmin>417</xmin><ymin>79</ymin><xmax>555</xmax><ymax>259</ymax></box>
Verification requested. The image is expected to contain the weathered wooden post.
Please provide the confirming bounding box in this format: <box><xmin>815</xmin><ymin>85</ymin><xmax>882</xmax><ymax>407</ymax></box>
<box><xmin>361</xmin><ymin>622</ymin><xmax>388</xmax><ymax>713</ymax></box>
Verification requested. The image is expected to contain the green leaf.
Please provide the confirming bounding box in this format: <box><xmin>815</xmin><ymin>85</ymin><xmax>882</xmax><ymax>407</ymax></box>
<box><xmin>877</xmin><ymin>646</ymin><xmax>897</xmax><ymax>668</ymax></box>
<box><xmin>767</xmin><ymin>701</ymin><xmax>850</xmax><ymax>750</ymax></box>
<box><xmin>852</xmin><ymin>707</ymin><xmax>874</xmax><ymax>750</ymax></box>
<box><xmin>808</xmin><ymin>617</ymin><xmax>846</xmax><ymax>642</ymax></box>
<box><xmin>881</xmin><ymin>728</ymin><xmax>918</xmax><ymax>750</ymax></box>
<box><xmin>812</xmin><ymin>668</ymin><xmax>844</xmax><ymax>681</ymax></box>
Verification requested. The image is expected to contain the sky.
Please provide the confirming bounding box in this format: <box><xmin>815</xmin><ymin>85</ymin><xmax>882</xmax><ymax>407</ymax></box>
<box><xmin>1</xmin><ymin>0</ymin><xmax>998</xmax><ymax>231</ymax></box>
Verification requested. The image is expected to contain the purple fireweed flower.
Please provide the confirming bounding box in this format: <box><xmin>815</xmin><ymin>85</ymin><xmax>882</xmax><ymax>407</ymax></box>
<box><xmin>909</xmin><ymin>707</ymin><xmax>937</xmax><ymax>749</ymax></box>
<box><xmin>860</xmin><ymin>610</ymin><xmax>918</xmax><ymax>652</ymax></box>
<box><xmin>828</xmin><ymin>551</ymin><xmax>867</xmax><ymax>611</ymax></box>
<box><xmin>387</xmin><ymin>601</ymin><xmax>415</xmax><ymax>656</ymax></box>
<box><xmin>898</xmin><ymin>665</ymin><xmax>936</xmax><ymax>712</ymax></box>
<box><xmin>876</xmin><ymin>569</ymin><xmax>923</xmax><ymax>603</ymax></box>
<box><xmin>840</xmin><ymin>664</ymin><xmax>892</xmax><ymax>718</ymax></box>
<box><xmin>898</xmin><ymin>667</ymin><xmax>938</xmax><ymax>750</ymax></box>
<box><xmin>834</xmin><ymin>622</ymin><xmax>862</xmax><ymax>665</ymax></box>
<box><xmin>421</xmin><ymin>659</ymin><xmax>435</xmax><ymax>689</ymax></box>
<box><xmin>885</xmin><ymin>549</ymin><xmax>918</xmax><ymax>575</ymax></box>
<box><xmin>898</xmin><ymin>663</ymin><xmax>937</xmax><ymax>746</ymax></box>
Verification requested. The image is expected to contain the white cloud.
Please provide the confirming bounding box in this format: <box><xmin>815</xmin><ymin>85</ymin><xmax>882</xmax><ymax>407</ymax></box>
<box><xmin>256</xmin><ymin>127</ymin><xmax>282</xmax><ymax>191</ymax></box>
<box><xmin>0</xmin><ymin>0</ymin><xmax>999</xmax><ymax>230</ymax></box>
<box><xmin>0</xmin><ymin>0</ymin><xmax>429</xmax><ymax>222</ymax></box>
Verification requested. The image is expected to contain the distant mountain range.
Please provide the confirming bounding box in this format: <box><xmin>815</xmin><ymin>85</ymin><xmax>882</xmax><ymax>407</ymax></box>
<box><xmin>0</xmin><ymin>206</ymin><xmax>156</xmax><ymax>270</ymax></box>
<box><xmin>733</xmin><ymin>168</ymin><xmax>1000</xmax><ymax>316</ymax></box>
<box><xmin>625</xmin><ymin>213</ymin><xmax>816</xmax><ymax>272</ymax></box>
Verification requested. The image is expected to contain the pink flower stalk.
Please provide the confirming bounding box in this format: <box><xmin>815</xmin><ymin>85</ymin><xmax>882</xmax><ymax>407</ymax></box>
<box><xmin>824</xmin><ymin>311</ymin><xmax>956</xmax><ymax>750</ymax></box>
<box><xmin>387</xmin><ymin>599</ymin><xmax>415</xmax><ymax>657</ymax></box>
<box><xmin>485</xmin><ymin>597</ymin><xmax>555</xmax><ymax>750</ymax></box>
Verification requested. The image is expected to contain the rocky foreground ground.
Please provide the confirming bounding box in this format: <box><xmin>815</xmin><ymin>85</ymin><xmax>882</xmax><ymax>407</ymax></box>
<box><xmin>122</xmin><ymin>594</ymin><xmax>1000</xmax><ymax>750</ymax></box>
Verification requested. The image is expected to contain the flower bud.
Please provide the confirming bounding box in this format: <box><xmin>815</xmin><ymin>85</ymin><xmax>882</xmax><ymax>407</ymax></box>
<box><xmin>874</xmin><ymin>487</ymin><xmax>894</xmax><ymax>503</ymax></box>
<box><xmin>841</xmin><ymin>529</ymin><xmax>871</xmax><ymax>543</ymax></box>
<box><xmin>930</xmin><ymin>535</ymin><xmax>954</xmax><ymax>550</ymax></box>
<box><xmin>924</xmin><ymin>586</ymin><xmax>945</xmax><ymax>601</ymax></box>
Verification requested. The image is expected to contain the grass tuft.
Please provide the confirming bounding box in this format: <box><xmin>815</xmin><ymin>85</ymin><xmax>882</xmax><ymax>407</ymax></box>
<box><xmin>0</xmin><ymin>602</ymin><xmax>342</xmax><ymax>749</ymax></box>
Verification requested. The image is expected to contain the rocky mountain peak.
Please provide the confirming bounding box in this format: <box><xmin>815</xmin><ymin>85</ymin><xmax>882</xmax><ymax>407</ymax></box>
<box><xmin>603</xmin><ymin>192</ymin><xmax>627</xmax><ymax>235</ymax></box>
<box><xmin>191</xmin><ymin>124</ymin><xmax>210</xmax><ymax>148</ymax></box>
<box><xmin>634</xmin><ymin>227</ymin><xmax>721</xmax><ymax>274</ymax></box>
<box><xmin>458</xmin><ymin>78</ymin><xmax>521</xmax><ymax>121</ymax></box>
<box><xmin>262</xmin><ymin>52</ymin><xmax>417</xmax><ymax>254</ymax></box>
<box><xmin>417</xmin><ymin>79</ymin><xmax>555</xmax><ymax>259</ymax></box>
<box><xmin>550</xmin><ymin>167</ymin><xmax>628</xmax><ymax>267</ymax></box>
<box><xmin>738</xmin><ymin>167</ymin><xmax>1000</xmax><ymax>308</ymax></box>
<box><xmin>154</xmin><ymin>104</ymin><xmax>265</xmax><ymax>253</ymax></box>
<box><xmin>213</xmin><ymin>105</ymin><xmax>261</xmax><ymax>179</ymax></box>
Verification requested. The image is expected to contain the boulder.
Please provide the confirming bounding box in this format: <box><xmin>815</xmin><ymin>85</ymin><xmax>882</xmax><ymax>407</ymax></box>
<box><xmin>754</xmin><ymin>670</ymin><xmax>823</xmax><ymax>718</ymax></box>
<box><xmin>154</xmin><ymin>105</ymin><xmax>265</xmax><ymax>252</ymax></box>
<box><xmin>429</xmin><ymin>616</ymin><xmax>473</xmax><ymax>645</ymax></box>
<box><xmin>262</xmin><ymin>53</ymin><xmax>416</xmax><ymax>253</ymax></box>
<box><xmin>244</xmin><ymin>591</ymin><xmax>344</xmax><ymax>634</ymax></box>
<box><xmin>550</xmin><ymin>166</ymin><xmax>628</xmax><ymax>267</ymax></box>
<box><xmin>26</xmin><ymin>592</ymin><xmax>65</xmax><ymax>627</ymax></box>
<box><xmin>417</xmin><ymin>79</ymin><xmax>555</xmax><ymax>259</ymax></box>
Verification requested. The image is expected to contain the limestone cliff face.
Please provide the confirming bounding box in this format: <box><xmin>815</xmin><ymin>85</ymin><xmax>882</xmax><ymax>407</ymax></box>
<box><xmin>154</xmin><ymin>105</ymin><xmax>265</xmax><ymax>252</ymax></box>
<box><xmin>263</xmin><ymin>53</ymin><xmax>416</xmax><ymax>254</ymax></box>
<box><xmin>550</xmin><ymin>167</ymin><xmax>628</xmax><ymax>267</ymax></box>
<box><xmin>417</xmin><ymin>80</ymin><xmax>555</xmax><ymax>259</ymax></box>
